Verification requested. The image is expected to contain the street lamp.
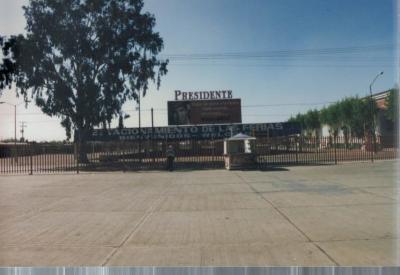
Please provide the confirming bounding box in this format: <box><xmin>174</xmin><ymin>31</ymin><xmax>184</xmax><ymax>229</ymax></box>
<box><xmin>369</xmin><ymin>71</ymin><xmax>384</xmax><ymax>96</ymax></box>
<box><xmin>368</xmin><ymin>71</ymin><xmax>384</xmax><ymax>154</ymax></box>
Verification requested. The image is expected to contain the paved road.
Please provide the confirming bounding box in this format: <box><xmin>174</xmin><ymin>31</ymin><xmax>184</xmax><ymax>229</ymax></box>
<box><xmin>0</xmin><ymin>160</ymin><xmax>398</xmax><ymax>266</ymax></box>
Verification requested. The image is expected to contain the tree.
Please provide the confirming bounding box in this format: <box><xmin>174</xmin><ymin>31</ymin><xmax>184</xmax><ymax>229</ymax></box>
<box><xmin>348</xmin><ymin>97</ymin><xmax>366</xmax><ymax>138</ymax></box>
<box><xmin>118</xmin><ymin>114</ymin><xmax>124</xmax><ymax>130</ymax></box>
<box><xmin>385</xmin><ymin>88</ymin><xmax>399</xmax><ymax>124</ymax></box>
<box><xmin>288</xmin><ymin>110</ymin><xmax>320</xmax><ymax>136</ymax></box>
<box><xmin>288</xmin><ymin>113</ymin><xmax>305</xmax><ymax>131</ymax></box>
<box><xmin>320</xmin><ymin>104</ymin><xmax>341</xmax><ymax>139</ymax></box>
<box><xmin>290</xmin><ymin>95</ymin><xmax>380</xmax><ymax>149</ymax></box>
<box><xmin>363</xmin><ymin>97</ymin><xmax>379</xmax><ymax>135</ymax></box>
<box><xmin>13</xmin><ymin>0</ymin><xmax>168</xmax><ymax>161</ymax></box>
<box><xmin>338</xmin><ymin>97</ymin><xmax>356</xmax><ymax>146</ymax></box>
<box><xmin>303</xmin><ymin>109</ymin><xmax>320</xmax><ymax>138</ymax></box>
<box><xmin>0</xmin><ymin>36</ymin><xmax>20</xmax><ymax>92</ymax></box>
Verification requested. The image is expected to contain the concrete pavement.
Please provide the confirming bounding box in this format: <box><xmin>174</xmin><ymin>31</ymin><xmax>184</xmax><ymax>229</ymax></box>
<box><xmin>0</xmin><ymin>160</ymin><xmax>398</xmax><ymax>266</ymax></box>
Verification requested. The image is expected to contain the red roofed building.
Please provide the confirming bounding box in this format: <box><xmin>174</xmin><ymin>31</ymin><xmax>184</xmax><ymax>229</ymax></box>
<box><xmin>371</xmin><ymin>90</ymin><xmax>394</xmax><ymax>138</ymax></box>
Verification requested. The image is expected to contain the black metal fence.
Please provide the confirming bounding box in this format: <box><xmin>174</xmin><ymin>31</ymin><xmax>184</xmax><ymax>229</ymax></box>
<box><xmin>0</xmin><ymin>135</ymin><xmax>397</xmax><ymax>174</ymax></box>
<box><xmin>81</xmin><ymin>139</ymin><xmax>225</xmax><ymax>171</ymax></box>
<box><xmin>255</xmin><ymin>135</ymin><xmax>397</xmax><ymax>167</ymax></box>
<box><xmin>0</xmin><ymin>143</ymin><xmax>77</xmax><ymax>174</ymax></box>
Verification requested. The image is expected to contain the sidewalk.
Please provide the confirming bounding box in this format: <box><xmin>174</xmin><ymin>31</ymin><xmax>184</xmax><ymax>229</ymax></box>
<box><xmin>0</xmin><ymin>160</ymin><xmax>398</xmax><ymax>266</ymax></box>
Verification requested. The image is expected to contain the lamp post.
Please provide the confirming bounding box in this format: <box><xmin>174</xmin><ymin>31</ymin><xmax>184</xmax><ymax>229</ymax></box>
<box><xmin>0</xmin><ymin>102</ymin><xmax>16</xmax><ymax>145</ymax></box>
<box><xmin>368</xmin><ymin>71</ymin><xmax>384</xmax><ymax>155</ymax></box>
<box><xmin>370</xmin><ymin>71</ymin><xmax>384</xmax><ymax>97</ymax></box>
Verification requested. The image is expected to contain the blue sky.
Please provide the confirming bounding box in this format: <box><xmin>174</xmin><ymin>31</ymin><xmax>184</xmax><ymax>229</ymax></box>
<box><xmin>0</xmin><ymin>0</ymin><xmax>397</xmax><ymax>141</ymax></box>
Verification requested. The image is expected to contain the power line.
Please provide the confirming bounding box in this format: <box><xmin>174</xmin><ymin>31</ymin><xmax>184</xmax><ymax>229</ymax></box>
<box><xmin>243</xmin><ymin>102</ymin><xmax>335</xmax><ymax>108</ymax></box>
<box><xmin>123</xmin><ymin>101</ymin><xmax>335</xmax><ymax>112</ymax></box>
<box><xmin>0</xmin><ymin>112</ymin><xmax>47</xmax><ymax>116</ymax></box>
<box><xmin>168</xmin><ymin>55</ymin><xmax>395</xmax><ymax>61</ymax></box>
<box><xmin>162</xmin><ymin>44</ymin><xmax>395</xmax><ymax>60</ymax></box>
<box><xmin>168</xmin><ymin>63</ymin><xmax>393</xmax><ymax>68</ymax></box>
<box><xmin>0</xmin><ymin>100</ymin><xmax>335</xmax><ymax>117</ymax></box>
<box><xmin>161</xmin><ymin>44</ymin><xmax>395</xmax><ymax>68</ymax></box>
<box><xmin>2</xmin><ymin>120</ymin><xmax>59</xmax><ymax>124</ymax></box>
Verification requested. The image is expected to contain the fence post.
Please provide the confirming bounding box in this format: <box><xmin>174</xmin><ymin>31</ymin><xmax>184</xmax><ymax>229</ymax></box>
<box><xmin>152</xmin><ymin>139</ymin><xmax>155</xmax><ymax>166</ymax></box>
<box><xmin>334</xmin><ymin>136</ymin><xmax>337</xmax><ymax>165</ymax></box>
<box><xmin>29</xmin><ymin>144</ymin><xmax>33</xmax><ymax>175</ymax></box>
<box><xmin>368</xmin><ymin>133</ymin><xmax>374</xmax><ymax>163</ymax></box>
<box><xmin>75</xmin><ymin>143</ymin><xmax>80</xmax><ymax>174</ymax></box>
<box><xmin>211</xmin><ymin>138</ymin><xmax>215</xmax><ymax>168</ymax></box>
<box><xmin>295</xmin><ymin>136</ymin><xmax>299</xmax><ymax>164</ymax></box>
<box><xmin>372</xmin><ymin>133</ymin><xmax>376</xmax><ymax>162</ymax></box>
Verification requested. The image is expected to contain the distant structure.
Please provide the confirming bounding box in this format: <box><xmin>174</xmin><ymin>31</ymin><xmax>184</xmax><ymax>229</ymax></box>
<box><xmin>320</xmin><ymin>89</ymin><xmax>395</xmax><ymax>140</ymax></box>
<box><xmin>20</xmin><ymin>121</ymin><xmax>27</xmax><ymax>142</ymax></box>
<box><xmin>371</xmin><ymin>90</ymin><xmax>394</xmax><ymax>138</ymax></box>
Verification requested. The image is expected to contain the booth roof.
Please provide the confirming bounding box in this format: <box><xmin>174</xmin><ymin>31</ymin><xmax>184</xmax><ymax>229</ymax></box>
<box><xmin>227</xmin><ymin>133</ymin><xmax>256</xmax><ymax>141</ymax></box>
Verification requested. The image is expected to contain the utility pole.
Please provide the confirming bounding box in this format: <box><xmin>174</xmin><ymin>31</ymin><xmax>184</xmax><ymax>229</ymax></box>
<box><xmin>0</xmin><ymin>103</ymin><xmax>17</xmax><ymax>144</ymax></box>
<box><xmin>369</xmin><ymin>71</ymin><xmax>384</xmax><ymax>160</ymax></box>
<box><xmin>20</xmin><ymin>121</ymin><xmax>27</xmax><ymax>141</ymax></box>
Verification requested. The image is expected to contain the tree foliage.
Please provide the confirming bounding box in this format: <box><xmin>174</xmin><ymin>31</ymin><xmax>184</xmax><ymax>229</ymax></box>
<box><xmin>14</xmin><ymin>0</ymin><xmax>168</xmax><ymax>145</ymax></box>
<box><xmin>320</xmin><ymin>103</ymin><xmax>341</xmax><ymax>137</ymax></box>
<box><xmin>288</xmin><ymin>113</ymin><xmax>305</xmax><ymax>131</ymax></box>
<box><xmin>304</xmin><ymin>109</ymin><xmax>320</xmax><ymax>135</ymax></box>
<box><xmin>0</xmin><ymin>36</ymin><xmax>20</xmax><ymax>92</ymax></box>
<box><xmin>290</xmin><ymin>95</ymin><xmax>379</xmax><ymax>139</ymax></box>
<box><xmin>289</xmin><ymin>109</ymin><xmax>320</xmax><ymax>136</ymax></box>
<box><xmin>385</xmin><ymin>88</ymin><xmax>399</xmax><ymax>124</ymax></box>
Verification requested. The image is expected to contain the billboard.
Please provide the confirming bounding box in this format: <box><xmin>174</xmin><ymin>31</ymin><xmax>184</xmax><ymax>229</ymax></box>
<box><xmin>168</xmin><ymin>99</ymin><xmax>242</xmax><ymax>125</ymax></box>
<box><xmin>88</xmin><ymin>122</ymin><xmax>301</xmax><ymax>141</ymax></box>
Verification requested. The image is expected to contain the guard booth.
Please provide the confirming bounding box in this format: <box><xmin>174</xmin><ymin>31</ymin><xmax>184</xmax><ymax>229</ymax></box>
<box><xmin>224</xmin><ymin>133</ymin><xmax>257</xmax><ymax>170</ymax></box>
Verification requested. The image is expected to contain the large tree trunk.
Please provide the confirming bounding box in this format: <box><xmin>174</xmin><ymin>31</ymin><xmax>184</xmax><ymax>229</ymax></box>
<box><xmin>75</xmin><ymin>127</ymin><xmax>90</xmax><ymax>163</ymax></box>
<box><xmin>78</xmin><ymin>141</ymin><xmax>89</xmax><ymax>164</ymax></box>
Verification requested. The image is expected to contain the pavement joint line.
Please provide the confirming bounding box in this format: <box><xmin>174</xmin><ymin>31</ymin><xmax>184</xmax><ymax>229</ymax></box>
<box><xmin>0</xmin><ymin>196</ymin><xmax>86</xmax><ymax>234</ymax></box>
<box><xmin>0</xmin><ymin>244</ymin><xmax>119</xmax><ymax>248</ymax></box>
<box><xmin>2</xmin><ymin>236</ymin><xmax>391</xmax><ymax>249</ymax></box>
<box><xmin>274</xmin><ymin>202</ymin><xmax>398</xmax><ymax>209</ymax></box>
<box><xmin>5</xmin><ymin>184</ymin><xmax>120</xmax><ymax>223</ymax></box>
<box><xmin>359</xmin><ymin>186</ymin><xmax>398</xmax><ymax>189</ymax></box>
<box><xmin>100</xmin><ymin>182</ymin><xmax>171</xmax><ymax>266</ymax></box>
<box><xmin>356</xmin><ymin>187</ymin><xmax>398</xmax><ymax>201</ymax></box>
<box><xmin>99</xmin><ymin>240</ymin><xmax>317</xmax><ymax>249</ymax></box>
<box><xmin>154</xmin><ymin>207</ymin><xmax>273</xmax><ymax>213</ymax></box>
<box><xmin>256</xmin><ymin>185</ymin><xmax>395</xmax><ymax>193</ymax></box>
<box><xmin>234</xmin><ymin>171</ymin><xmax>340</xmax><ymax>266</ymax></box>
<box><xmin>256</xmin><ymin>189</ymin><xmax>368</xmax><ymax>194</ymax></box>
<box><xmin>314</xmin><ymin>236</ymin><xmax>399</xmax><ymax>243</ymax></box>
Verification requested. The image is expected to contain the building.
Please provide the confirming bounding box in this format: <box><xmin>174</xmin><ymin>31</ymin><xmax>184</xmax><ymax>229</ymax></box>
<box><xmin>372</xmin><ymin>90</ymin><xmax>395</xmax><ymax>138</ymax></box>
